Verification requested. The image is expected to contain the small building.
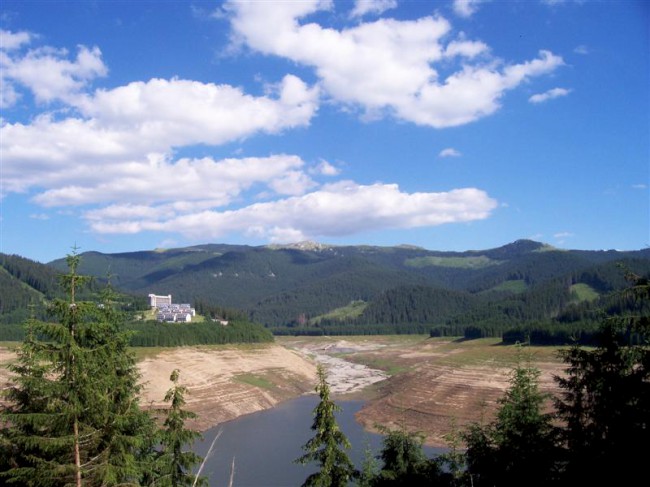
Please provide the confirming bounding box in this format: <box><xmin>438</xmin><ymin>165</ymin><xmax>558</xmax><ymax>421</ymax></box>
<box><xmin>149</xmin><ymin>294</ymin><xmax>172</xmax><ymax>308</ymax></box>
<box><xmin>179</xmin><ymin>304</ymin><xmax>195</xmax><ymax>316</ymax></box>
<box><xmin>157</xmin><ymin>312</ymin><xmax>176</xmax><ymax>323</ymax></box>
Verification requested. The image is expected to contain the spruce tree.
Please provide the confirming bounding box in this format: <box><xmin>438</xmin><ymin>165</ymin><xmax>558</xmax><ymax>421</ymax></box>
<box><xmin>356</xmin><ymin>441</ymin><xmax>379</xmax><ymax>487</ymax></box>
<box><xmin>296</xmin><ymin>364</ymin><xmax>354</xmax><ymax>487</ymax></box>
<box><xmin>155</xmin><ymin>369</ymin><xmax>205</xmax><ymax>487</ymax></box>
<box><xmin>0</xmin><ymin>250</ymin><xmax>157</xmax><ymax>486</ymax></box>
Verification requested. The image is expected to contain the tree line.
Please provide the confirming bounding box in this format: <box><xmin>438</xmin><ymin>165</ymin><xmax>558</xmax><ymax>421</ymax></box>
<box><xmin>127</xmin><ymin>320</ymin><xmax>273</xmax><ymax>347</ymax></box>
<box><xmin>125</xmin><ymin>300</ymin><xmax>273</xmax><ymax>347</ymax></box>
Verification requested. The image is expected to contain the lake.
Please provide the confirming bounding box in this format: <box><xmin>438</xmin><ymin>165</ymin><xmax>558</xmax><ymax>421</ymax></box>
<box><xmin>192</xmin><ymin>395</ymin><xmax>443</xmax><ymax>486</ymax></box>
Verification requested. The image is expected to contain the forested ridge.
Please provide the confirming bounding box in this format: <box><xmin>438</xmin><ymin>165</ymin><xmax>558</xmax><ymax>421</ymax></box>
<box><xmin>0</xmin><ymin>253</ymin><xmax>64</xmax><ymax>325</ymax></box>
<box><xmin>3</xmin><ymin>241</ymin><xmax>649</xmax><ymax>343</ymax></box>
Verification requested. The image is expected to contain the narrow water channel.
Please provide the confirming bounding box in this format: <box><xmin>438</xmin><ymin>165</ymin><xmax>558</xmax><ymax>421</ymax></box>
<box><xmin>192</xmin><ymin>395</ymin><xmax>443</xmax><ymax>486</ymax></box>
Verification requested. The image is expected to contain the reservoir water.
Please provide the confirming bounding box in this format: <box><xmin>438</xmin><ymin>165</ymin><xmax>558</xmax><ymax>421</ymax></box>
<box><xmin>192</xmin><ymin>395</ymin><xmax>443</xmax><ymax>486</ymax></box>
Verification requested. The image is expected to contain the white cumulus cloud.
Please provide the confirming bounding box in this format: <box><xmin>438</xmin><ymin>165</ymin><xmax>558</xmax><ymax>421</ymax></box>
<box><xmin>453</xmin><ymin>0</ymin><xmax>487</xmax><ymax>18</ymax></box>
<box><xmin>1</xmin><ymin>41</ymin><xmax>107</xmax><ymax>105</ymax></box>
<box><xmin>87</xmin><ymin>183</ymin><xmax>498</xmax><ymax>241</ymax></box>
<box><xmin>75</xmin><ymin>74</ymin><xmax>318</xmax><ymax>146</ymax></box>
<box><xmin>312</xmin><ymin>159</ymin><xmax>341</xmax><ymax>176</ymax></box>
<box><xmin>529</xmin><ymin>87</ymin><xmax>571</xmax><ymax>104</ymax></box>
<box><xmin>1</xmin><ymin>72</ymin><xmax>319</xmax><ymax>197</ymax></box>
<box><xmin>29</xmin><ymin>154</ymin><xmax>313</xmax><ymax>208</ymax></box>
<box><xmin>350</xmin><ymin>0</ymin><xmax>398</xmax><ymax>18</ymax></box>
<box><xmin>225</xmin><ymin>0</ymin><xmax>563</xmax><ymax>128</ymax></box>
<box><xmin>2</xmin><ymin>26</ymin><xmax>500</xmax><ymax>245</ymax></box>
<box><xmin>0</xmin><ymin>29</ymin><xmax>33</xmax><ymax>50</ymax></box>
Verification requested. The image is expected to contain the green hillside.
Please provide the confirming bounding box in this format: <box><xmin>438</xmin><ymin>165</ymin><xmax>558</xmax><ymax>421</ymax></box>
<box><xmin>0</xmin><ymin>253</ymin><xmax>64</xmax><ymax>324</ymax></box>
<box><xmin>404</xmin><ymin>255</ymin><xmax>499</xmax><ymax>269</ymax></box>
<box><xmin>487</xmin><ymin>279</ymin><xmax>528</xmax><ymax>294</ymax></box>
<box><xmin>0</xmin><ymin>252</ymin><xmax>151</xmax><ymax>340</ymax></box>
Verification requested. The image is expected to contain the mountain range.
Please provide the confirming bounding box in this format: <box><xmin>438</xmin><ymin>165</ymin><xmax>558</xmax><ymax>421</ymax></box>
<box><xmin>2</xmin><ymin>240</ymin><xmax>649</xmax><ymax>333</ymax></box>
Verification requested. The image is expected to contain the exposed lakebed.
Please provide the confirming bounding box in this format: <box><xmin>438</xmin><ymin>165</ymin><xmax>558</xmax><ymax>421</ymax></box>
<box><xmin>288</xmin><ymin>339</ymin><xmax>390</xmax><ymax>394</ymax></box>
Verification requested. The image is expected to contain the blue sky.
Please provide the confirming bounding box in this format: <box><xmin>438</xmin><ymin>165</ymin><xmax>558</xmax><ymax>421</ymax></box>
<box><xmin>1</xmin><ymin>0</ymin><xmax>648</xmax><ymax>263</ymax></box>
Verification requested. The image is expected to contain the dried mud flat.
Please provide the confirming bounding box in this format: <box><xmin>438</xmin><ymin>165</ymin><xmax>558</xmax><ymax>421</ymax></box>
<box><xmin>1</xmin><ymin>337</ymin><xmax>565</xmax><ymax>446</ymax></box>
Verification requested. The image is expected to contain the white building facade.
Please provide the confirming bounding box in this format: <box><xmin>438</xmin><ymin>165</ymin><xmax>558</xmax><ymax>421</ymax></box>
<box><xmin>149</xmin><ymin>294</ymin><xmax>172</xmax><ymax>308</ymax></box>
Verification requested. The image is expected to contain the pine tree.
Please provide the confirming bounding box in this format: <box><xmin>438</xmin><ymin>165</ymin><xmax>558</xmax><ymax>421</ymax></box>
<box><xmin>76</xmin><ymin>277</ymin><xmax>158</xmax><ymax>484</ymax></box>
<box><xmin>492</xmin><ymin>361</ymin><xmax>558</xmax><ymax>484</ymax></box>
<box><xmin>155</xmin><ymin>369</ymin><xmax>205</xmax><ymax>487</ymax></box>
<box><xmin>296</xmin><ymin>364</ymin><xmax>355</xmax><ymax>487</ymax></box>
<box><xmin>437</xmin><ymin>419</ymin><xmax>469</xmax><ymax>486</ymax></box>
<box><xmin>0</xmin><ymin>250</ymin><xmax>157</xmax><ymax>486</ymax></box>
